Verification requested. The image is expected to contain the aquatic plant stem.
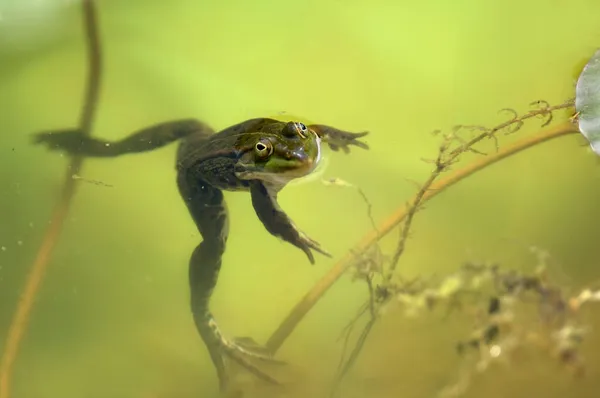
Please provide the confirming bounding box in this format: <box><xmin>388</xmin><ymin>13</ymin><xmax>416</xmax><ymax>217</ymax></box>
<box><xmin>0</xmin><ymin>2</ymin><xmax>102</xmax><ymax>397</ymax></box>
<box><xmin>265</xmin><ymin>120</ymin><xmax>580</xmax><ymax>353</ymax></box>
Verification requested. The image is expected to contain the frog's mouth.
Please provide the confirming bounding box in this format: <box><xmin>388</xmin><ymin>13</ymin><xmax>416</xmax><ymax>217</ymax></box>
<box><xmin>235</xmin><ymin>156</ymin><xmax>322</xmax><ymax>185</ymax></box>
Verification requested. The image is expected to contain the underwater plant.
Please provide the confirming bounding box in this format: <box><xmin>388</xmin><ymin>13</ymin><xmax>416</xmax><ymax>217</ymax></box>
<box><xmin>264</xmin><ymin>51</ymin><xmax>600</xmax><ymax>398</ymax></box>
<box><xmin>0</xmin><ymin>1</ymin><xmax>101</xmax><ymax>398</ymax></box>
<box><xmin>2</xmin><ymin>1</ymin><xmax>600</xmax><ymax>398</ymax></box>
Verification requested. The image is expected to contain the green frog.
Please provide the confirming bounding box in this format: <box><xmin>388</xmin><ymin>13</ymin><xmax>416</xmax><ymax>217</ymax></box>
<box><xmin>33</xmin><ymin>117</ymin><xmax>369</xmax><ymax>390</ymax></box>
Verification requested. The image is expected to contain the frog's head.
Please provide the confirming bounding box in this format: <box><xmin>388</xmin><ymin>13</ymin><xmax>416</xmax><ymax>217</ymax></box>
<box><xmin>234</xmin><ymin>120</ymin><xmax>323</xmax><ymax>187</ymax></box>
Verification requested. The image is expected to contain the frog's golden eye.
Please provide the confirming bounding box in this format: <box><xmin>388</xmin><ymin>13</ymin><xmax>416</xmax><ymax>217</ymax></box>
<box><xmin>254</xmin><ymin>139</ymin><xmax>273</xmax><ymax>158</ymax></box>
<box><xmin>295</xmin><ymin>122</ymin><xmax>308</xmax><ymax>138</ymax></box>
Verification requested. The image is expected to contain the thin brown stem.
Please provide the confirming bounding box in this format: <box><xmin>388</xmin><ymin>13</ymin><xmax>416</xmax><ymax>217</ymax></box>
<box><xmin>0</xmin><ymin>2</ymin><xmax>102</xmax><ymax>397</ymax></box>
<box><xmin>265</xmin><ymin>121</ymin><xmax>580</xmax><ymax>353</ymax></box>
<box><xmin>388</xmin><ymin>100</ymin><xmax>574</xmax><ymax>278</ymax></box>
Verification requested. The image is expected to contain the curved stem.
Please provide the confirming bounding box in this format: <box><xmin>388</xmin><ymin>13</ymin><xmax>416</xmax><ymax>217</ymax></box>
<box><xmin>266</xmin><ymin>121</ymin><xmax>580</xmax><ymax>353</ymax></box>
<box><xmin>0</xmin><ymin>2</ymin><xmax>102</xmax><ymax>397</ymax></box>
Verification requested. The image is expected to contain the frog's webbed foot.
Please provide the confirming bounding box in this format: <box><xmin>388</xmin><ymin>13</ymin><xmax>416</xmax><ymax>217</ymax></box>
<box><xmin>209</xmin><ymin>322</ymin><xmax>286</xmax><ymax>385</ymax></box>
<box><xmin>293</xmin><ymin>229</ymin><xmax>331</xmax><ymax>264</ymax></box>
<box><xmin>225</xmin><ymin>336</ymin><xmax>285</xmax><ymax>365</ymax></box>
<box><xmin>32</xmin><ymin>128</ymin><xmax>89</xmax><ymax>155</ymax></box>
<box><xmin>309</xmin><ymin>124</ymin><xmax>369</xmax><ymax>154</ymax></box>
<box><xmin>250</xmin><ymin>181</ymin><xmax>332</xmax><ymax>264</ymax></box>
<box><xmin>232</xmin><ymin>336</ymin><xmax>272</xmax><ymax>356</ymax></box>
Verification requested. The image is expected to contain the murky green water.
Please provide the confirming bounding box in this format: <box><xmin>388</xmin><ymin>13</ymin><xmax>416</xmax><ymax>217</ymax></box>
<box><xmin>2</xmin><ymin>0</ymin><xmax>600</xmax><ymax>397</ymax></box>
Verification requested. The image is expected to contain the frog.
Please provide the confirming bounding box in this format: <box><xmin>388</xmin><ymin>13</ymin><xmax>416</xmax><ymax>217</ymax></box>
<box><xmin>32</xmin><ymin>117</ymin><xmax>369</xmax><ymax>391</ymax></box>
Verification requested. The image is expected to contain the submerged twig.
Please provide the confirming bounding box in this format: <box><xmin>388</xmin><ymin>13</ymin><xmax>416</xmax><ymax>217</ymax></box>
<box><xmin>0</xmin><ymin>2</ymin><xmax>102</xmax><ymax>397</ymax></box>
<box><xmin>321</xmin><ymin>177</ymin><xmax>386</xmax><ymax>281</ymax></box>
<box><xmin>326</xmin><ymin>100</ymin><xmax>576</xmax><ymax>395</ymax></box>
<box><xmin>322</xmin><ymin>177</ymin><xmax>378</xmax><ymax>233</ymax></box>
<box><xmin>266</xmin><ymin>118</ymin><xmax>579</xmax><ymax>355</ymax></box>
<box><xmin>389</xmin><ymin>99</ymin><xmax>574</xmax><ymax>279</ymax></box>
<box><xmin>264</xmin><ymin>98</ymin><xmax>580</xmax><ymax>398</ymax></box>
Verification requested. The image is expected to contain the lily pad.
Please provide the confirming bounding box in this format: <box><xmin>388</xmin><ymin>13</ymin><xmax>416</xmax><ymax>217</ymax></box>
<box><xmin>575</xmin><ymin>49</ymin><xmax>600</xmax><ymax>154</ymax></box>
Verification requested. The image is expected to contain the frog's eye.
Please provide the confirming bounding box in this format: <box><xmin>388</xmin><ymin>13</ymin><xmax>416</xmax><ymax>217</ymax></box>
<box><xmin>254</xmin><ymin>139</ymin><xmax>273</xmax><ymax>158</ymax></box>
<box><xmin>295</xmin><ymin>122</ymin><xmax>308</xmax><ymax>138</ymax></box>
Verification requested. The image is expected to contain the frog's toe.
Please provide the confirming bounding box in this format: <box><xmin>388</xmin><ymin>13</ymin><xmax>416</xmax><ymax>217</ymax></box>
<box><xmin>31</xmin><ymin>128</ymin><xmax>84</xmax><ymax>153</ymax></box>
<box><xmin>298</xmin><ymin>234</ymin><xmax>332</xmax><ymax>264</ymax></box>
<box><xmin>222</xmin><ymin>338</ymin><xmax>286</xmax><ymax>385</ymax></box>
<box><xmin>226</xmin><ymin>353</ymin><xmax>281</xmax><ymax>385</ymax></box>
<box><xmin>232</xmin><ymin>336</ymin><xmax>271</xmax><ymax>356</ymax></box>
<box><xmin>228</xmin><ymin>337</ymin><xmax>286</xmax><ymax>365</ymax></box>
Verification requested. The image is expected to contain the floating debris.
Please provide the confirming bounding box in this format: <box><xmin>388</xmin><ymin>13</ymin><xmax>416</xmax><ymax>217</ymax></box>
<box><xmin>322</xmin><ymin>177</ymin><xmax>354</xmax><ymax>188</ymax></box>
<box><xmin>71</xmin><ymin>174</ymin><xmax>113</xmax><ymax>188</ymax></box>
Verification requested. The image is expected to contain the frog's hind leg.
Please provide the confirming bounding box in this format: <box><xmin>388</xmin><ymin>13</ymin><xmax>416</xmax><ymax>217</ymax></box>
<box><xmin>32</xmin><ymin>119</ymin><xmax>210</xmax><ymax>157</ymax></box>
<box><xmin>177</xmin><ymin>168</ymin><xmax>284</xmax><ymax>392</ymax></box>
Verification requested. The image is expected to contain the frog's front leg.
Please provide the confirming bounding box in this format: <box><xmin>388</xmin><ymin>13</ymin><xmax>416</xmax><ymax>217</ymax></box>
<box><xmin>177</xmin><ymin>169</ymin><xmax>284</xmax><ymax>392</ymax></box>
<box><xmin>309</xmin><ymin>124</ymin><xmax>369</xmax><ymax>154</ymax></box>
<box><xmin>250</xmin><ymin>181</ymin><xmax>331</xmax><ymax>264</ymax></box>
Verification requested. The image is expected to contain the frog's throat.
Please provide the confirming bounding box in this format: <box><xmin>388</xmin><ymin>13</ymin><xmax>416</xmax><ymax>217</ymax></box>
<box><xmin>236</xmin><ymin>157</ymin><xmax>322</xmax><ymax>187</ymax></box>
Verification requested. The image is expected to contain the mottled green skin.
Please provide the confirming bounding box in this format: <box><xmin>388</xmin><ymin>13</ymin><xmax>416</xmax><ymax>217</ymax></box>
<box><xmin>33</xmin><ymin>117</ymin><xmax>369</xmax><ymax>391</ymax></box>
<box><xmin>177</xmin><ymin>118</ymin><xmax>322</xmax><ymax>192</ymax></box>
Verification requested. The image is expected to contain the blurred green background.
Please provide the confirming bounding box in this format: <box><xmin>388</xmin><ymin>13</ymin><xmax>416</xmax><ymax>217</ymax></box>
<box><xmin>2</xmin><ymin>0</ymin><xmax>600</xmax><ymax>397</ymax></box>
